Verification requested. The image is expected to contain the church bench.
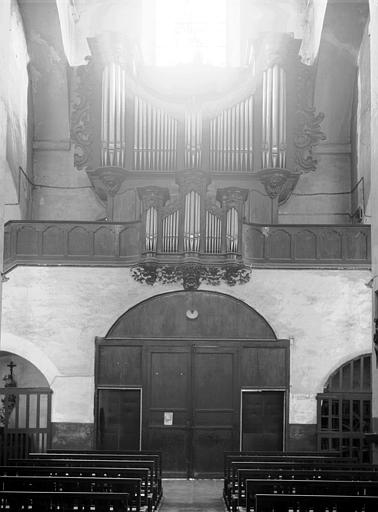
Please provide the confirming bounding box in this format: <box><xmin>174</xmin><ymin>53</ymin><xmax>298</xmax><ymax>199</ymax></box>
<box><xmin>0</xmin><ymin>466</ymin><xmax>152</xmax><ymax>508</ymax></box>
<box><xmin>3</xmin><ymin>465</ymin><xmax>154</xmax><ymax>509</ymax></box>
<box><xmin>253</xmin><ymin>493</ymin><xmax>378</xmax><ymax>512</ymax></box>
<box><xmin>37</xmin><ymin>452</ymin><xmax>161</xmax><ymax>473</ymax></box>
<box><xmin>0</xmin><ymin>475</ymin><xmax>147</xmax><ymax>512</ymax></box>
<box><xmin>245</xmin><ymin>479</ymin><xmax>378</xmax><ymax>512</ymax></box>
<box><xmin>233</xmin><ymin>468</ymin><xmax>378</xmax><ymax>509</ymax></box>
<box><xmin>11</xmin><ymin>458</ymin><xmax>157</xmax><ymax>486</ymax></box>
<box><xmin>224</xmin><ymin>462</ymin><xmax>377</xmax><ymax>509</ymax></box>
<box><xmin>225</xmin><ymin>458</ymin><xmax>365</xmax><ymax>505</ymax></box>
<box><xmin>0</xmin><ymin>490</ymin><xmax>130</xmax><ymax>512</ymax></box>
<box><xmin>30</xmin><ymin>452</ymin><xmax>162</xmax><ymax>498</ymax></box>
<box><xmin>223</xmin><ymin>455</ymin><xmax>356</xmax><ymax>497</ymax></box>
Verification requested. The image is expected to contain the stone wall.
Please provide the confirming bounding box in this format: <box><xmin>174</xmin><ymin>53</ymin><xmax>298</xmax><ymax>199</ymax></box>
<box><xmin>0</xmin><ymin>265</ymin><xmax>371</xmax><ymax>447</ymax></box>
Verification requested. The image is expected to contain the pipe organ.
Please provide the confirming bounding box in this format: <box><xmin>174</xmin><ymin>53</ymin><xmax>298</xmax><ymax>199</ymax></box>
<box><xmin>134</xmin><ymin>96</ymin><xmax>178</xmax><ymax>170</ymax></box>
<box><xmin>80</xmin><ymin>32</ymin><xmax>324</xmax><ymax>229</ymax></box>
<box><xmin>138</xmin><ymin>172</ymin><xmax>248</xmax><ymax>261</ymax></box>
<box><xmin>209</xmin><ymin>96</ymin><xmax>254</xmax><ymax>172</ymax></box>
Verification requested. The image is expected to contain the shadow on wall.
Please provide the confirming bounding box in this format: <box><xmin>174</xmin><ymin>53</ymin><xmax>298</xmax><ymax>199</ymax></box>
<box><xmin>0</xmin><ymin>352</ymin><xmax>49</xmax><ymax>388</ymax></box>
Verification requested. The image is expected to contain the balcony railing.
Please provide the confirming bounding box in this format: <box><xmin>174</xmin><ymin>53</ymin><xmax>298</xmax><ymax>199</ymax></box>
<box><xmin>3</xmin><ymin>221</ymin><xmax>371</xmax><ymax>273</ymax></box>
<box><xmin>243</xmin><ymin>223</ymin><xmax>371</xmax><ymax>267</ymax></box>
<box><xmin>3</xmin><ymin>221</ymin><xmax>141</xmax><ymax>272</ymax></box>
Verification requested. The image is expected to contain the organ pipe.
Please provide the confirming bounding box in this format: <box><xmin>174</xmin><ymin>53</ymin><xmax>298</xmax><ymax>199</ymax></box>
<box><xmin>262</xmin><ymin>64</ymin><xmax>287</xmax><ymax>169</ymax></box>
<box><xmin>226</xmin><ymin>208</ymin><xmax>239</xmax><ymax>253</ymax></box>
<box><xmin>145</xmin><ymin>207</ymin><xmax>158</xmax><ymax>252</ymax></box>
<box><xmin>209</xmin><ymin>96</ymin><xmax>254</xmax><ymax>172</ymax></box>
<box><xmin>185</xmin><ymin>112</ymin><xmax>202</xmax><ymax>169</ymax></box>
<box><xmin>134</xmin><ymin>96</ymin><xmax>178</xmax><ymax>170</ymax></box>
<box><xmin>183</xmin><ymin>191</ymin><xmax>201</xmax><ymax>252</ymax></box>
<box><xmin>101</xmin><ymin>63</ymin><xmax>127</xmax><ymax>168</ymax></box>
<box><xmin>162</xmin><ymin>210</ymin><xmax>180</xmax><ymax>253</ymax></box>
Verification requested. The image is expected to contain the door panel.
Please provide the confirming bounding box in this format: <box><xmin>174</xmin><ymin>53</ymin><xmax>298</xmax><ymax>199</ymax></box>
<box><xmin>147</xmin><ymin>349</ymin><xmax>191</xmax><ymax>477</ymax></box>
<box><xmin>192</xmin><ymin>348</ymin><xmax>237</xmax><ymax>476</ymax></box>
<box><xmin>98</xmin><ymin>388</ymin><xmax>141</xmax><ymax>450</ymax></box>
<box><xmin>241</xmin><ymin>391</ymin><xmax>284</xmax><ymax>451</ymax></box>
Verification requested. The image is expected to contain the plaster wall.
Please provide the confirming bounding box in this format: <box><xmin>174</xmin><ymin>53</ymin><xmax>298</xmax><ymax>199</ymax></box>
<box><xmin>0</xmin><ymin>266</ymin><xmax>371</xmax><ymax>429</ymax></box>
<box><xmin>32</xmin><ymin>149</ymin><xmax>104</xmax><ymax>221</ymax></box>
<box><xmin>369</xmin><ymin>1</ymin><xmax>378</xmax><ymax>453</ymax></box>
<box><xmin>355</xmin><ymin>22</ymin><xmax>371</xmax><ymax>218</ymax></box>
<box><xmin>0</xmin><ymin>0</ymin><xmax>30</xmax><ymax>343</ymax></box>
<box><xmin>279</xmin><ymin>151</ymin><xmax>351</xmax><ymax>223</ymax></box>
<box><xmin>1</xmin><ymin>0</ymin><xmax>30</xmax><ymax>222</ymax></box>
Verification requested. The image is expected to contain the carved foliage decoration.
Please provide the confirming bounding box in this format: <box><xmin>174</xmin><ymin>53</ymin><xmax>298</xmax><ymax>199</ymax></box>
<box><xmin>257</xmin><ymin>168</ymin><xmax>300</xmax><ymax>206</ymax></box>
<box><xmin>71</xmin><ymin>57</ymin><xmax>100</xmax><ymax>171</ymax></box>
<box><xmin>294</xmin><ymin>62</ymin><xmax>326</xmax><ymax>173</ymax></box>
<box><xmin>130</xmin><ymin>262</ymin><xmax>251</xmax><ymax>290</ymax></box>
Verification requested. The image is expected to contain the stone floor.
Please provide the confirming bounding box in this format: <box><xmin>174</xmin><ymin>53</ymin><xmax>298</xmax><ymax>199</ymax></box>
<box><xmin>159</xmin><ymin>479</ymin><xmax>226</xmax><ymax>512</ymax></box>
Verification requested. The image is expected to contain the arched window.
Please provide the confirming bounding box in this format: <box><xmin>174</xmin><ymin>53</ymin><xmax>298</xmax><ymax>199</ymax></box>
<box><xmin>317</xmin><ymin>354</ymin><xmax>371</xmax><ymax>462</ymax></box>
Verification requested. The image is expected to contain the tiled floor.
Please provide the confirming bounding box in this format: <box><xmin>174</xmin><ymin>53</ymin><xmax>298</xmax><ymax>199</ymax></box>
<box><xmin>159</xmin><ymin>479</ymin><xmax>226</xmax><ymax>512</ymax></box>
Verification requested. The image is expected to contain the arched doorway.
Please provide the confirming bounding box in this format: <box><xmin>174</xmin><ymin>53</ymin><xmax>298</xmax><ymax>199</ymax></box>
<box><xmin>0</xmin><ymin>352</ymin><xmax>52</xmax><ymax>463</ymax></box>
<box><xmin>95</xmin><ymin>290</ymin><xmax>289</xmax><ymax>477</ymax></box>
<box><xmin>316</xmin><ymin>353</ymin><xmax>371</xmax><ymax>462</ymax></box>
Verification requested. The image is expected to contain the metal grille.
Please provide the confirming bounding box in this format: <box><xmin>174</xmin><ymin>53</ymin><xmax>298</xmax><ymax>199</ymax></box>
<box><xmin>0</xmin><ymin>388</ymin><xmax>52</xmax><ymax>464</ymax></box>
<box><xmin>317</xmin><ymin>354</ymin><xmax>371</xmax><ymax>462</ymax></box>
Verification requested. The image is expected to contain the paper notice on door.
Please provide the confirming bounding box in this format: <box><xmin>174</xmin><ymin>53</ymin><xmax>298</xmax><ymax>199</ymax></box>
<box><xmin>164</xmin><ymin>412</ymin><xmax>173</xmax><ymax>425</ymax></box>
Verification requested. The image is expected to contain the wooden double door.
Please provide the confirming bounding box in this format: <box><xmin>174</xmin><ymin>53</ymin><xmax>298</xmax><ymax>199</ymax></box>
<box><xmin>146</xmin><ymin>344</ymin><xmax>238</xmax><ymax>477</ymax></box>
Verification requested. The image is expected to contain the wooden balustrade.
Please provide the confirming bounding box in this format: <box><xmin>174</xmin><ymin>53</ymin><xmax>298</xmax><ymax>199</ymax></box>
<box><xmin>3</xmin><ymin>221</ymin><xmax>371</xmax><ymax>273</ymax></box>
<box><xmin>3</xmin><ymin>221</ymin><xmax>141</xmax><ymax>272</ymax></box>
<box><xmin>243</xmin><ymin>223</ymin><xmax>371</xmax><ymax>267</ymax></box>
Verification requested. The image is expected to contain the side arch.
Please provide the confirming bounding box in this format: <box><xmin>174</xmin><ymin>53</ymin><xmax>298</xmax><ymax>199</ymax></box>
<box><xmin>106</xmin><ymin>290</ymin><xmax>277</xmax><ymax>339</ymax></box>
<box><xmin>1</xmin><ymin>333</ymin><xmax>61</xmax><ymax>385</ymax></box>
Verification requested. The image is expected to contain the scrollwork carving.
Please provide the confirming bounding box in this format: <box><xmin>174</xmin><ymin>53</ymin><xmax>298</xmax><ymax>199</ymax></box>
<box><xmin>130</xmin><ymin>262</ymin><xmax>251</xmax><ymax>289</ymax></box>
<box><xmin>71</xmin><ymin>58</ymin><xmax>99</xmax><ymax>171</ymax></box>
<box><xmin>294</xmin><ymin>108</ymin><xmax>326</xmax><ymax>173</ymax></box>
<box><xmin>295</xmin><ymin>62</ymin><xmax>326</xmax><ymax>173</ymax></box>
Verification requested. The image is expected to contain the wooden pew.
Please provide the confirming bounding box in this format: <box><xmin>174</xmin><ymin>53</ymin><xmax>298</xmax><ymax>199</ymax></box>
<box><xmin>246</xmin><ymin>480</ymin><xmax>378</xmax><ymax>512</ymax></box>
<box><xmin>223</xmin><ymin>454</ymin><xmax>355</xmax><ymax>497</ymax></box>
<box><xmin>225</xmin><ymin>457</ymin><xmax>363</xmax><ymax>506</ymax></box>
<box><xmin>234</xmin><ymin>467</ymin><xmax>378</xmax><ymax>510</ymax></box>
<box><xmin>0</xmin><ymin>475</ymin><xmax>146</xmax><ymax>512</ymax></box>
<box><xmin>4</xmin><ymin>464</ymin><xmax>153</xmax><ymax>510</ymax></box>
<box><xmin>29</xmin><ymin>451</ymin><xmax>163</xmax><ymax>499</ymax></box>
<box><xmin>0</xmin><ymin>490</ymin><xmax>130</xmax><ymax>512</ymax></box>
<box><xmin>254</xmin><ymin>493</ymin><xmax>378</xmax><ymax>512</ymax></box>
<box><xmin>225</xmin><ymin>461</ymin><xmax>376</xmax><ymax>509</ymax></box>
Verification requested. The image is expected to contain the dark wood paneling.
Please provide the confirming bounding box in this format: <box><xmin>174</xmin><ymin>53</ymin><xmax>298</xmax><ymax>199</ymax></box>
<box><xmin>243</xmin><ymin>223</ymin><xmax>371</xmax><ymax>267</ymax></box>
<box><xmin>107</xmin><ymin>290</ymin><xmax>277</xmax><ymax>339</ymax></box>
<box><xmin>242</xmin><ymin>347</ymin><xmax>287</xmax><ymax>387</ymax></box>
<box><xmin>97</xmin><ymin>346</ymin><xmax>142</xmax><ymax>385</ymax></box>
<box><xmin>97</xmin><ymin>389</ymin><xmax>140</xmax><ymax>450</ymax></box>
<box><xmin>4</xmin><ymin>221</ymin><xmax>371</xmax><ymax>272</ymax></box>
<box><xmin>4</xmin><ymin>221</ymin><xmax>141</xmax><ymax>271</ymax></box>
<box><xmin>242</xmin><ymin>391</ymin><xmax>284</xmax><ymax>450</ymax></box>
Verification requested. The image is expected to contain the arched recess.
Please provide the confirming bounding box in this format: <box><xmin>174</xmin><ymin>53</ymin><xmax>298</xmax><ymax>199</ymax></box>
<box><xmin>106</xmin><ymin>290</ymin><xmax>277</xmax><ymax>339</ymax></box>
<box><xmin>316</xmin><ymin>353</ymin><xmax>371</xmax><ymax>462</ymax></box>
<box><xmin>96</xmin><ymin>290</ymin><xmax>288</xmax><ymax>478</ymax></box>
<box><xmin>0</xmin><ymin>351</ymin><xmax>52</xmax><ymax>463</ymax></box>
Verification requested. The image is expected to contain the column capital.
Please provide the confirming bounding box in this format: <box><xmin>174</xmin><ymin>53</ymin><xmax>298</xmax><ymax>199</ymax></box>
<box><xmin>216</xmin><ymin>187</ymin><xmax>249</xmax><ymax>209</ymax></box>
<box><xmin>137</xmin><ymin>186</ymin><xmax>170</xmax><ymax>210</ymax></box>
